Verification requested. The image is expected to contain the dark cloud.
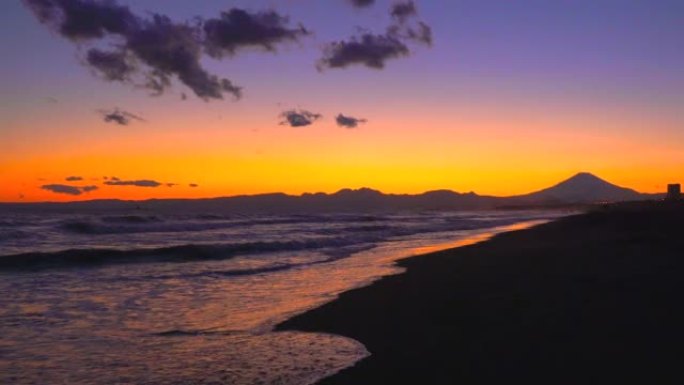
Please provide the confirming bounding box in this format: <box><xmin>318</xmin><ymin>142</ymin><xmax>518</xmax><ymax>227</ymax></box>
<box><xmin>388</xmin><ymin>21</ymin><xmax>433</xmax><ymax>46</ymax></box>
<box><xmin>41</xmin><ymin>184</ymin><xmax>80</xmax><ymax>195</ymax></box>
<box><xmin>65</xmin><ymin>176</ymin><xmax>83</xmax><ymax>181</ymax></box>
<box><xmin>104</xmin><ymin>179</ymin><xmax>162</xmax><ymax>187</ymax></box>
<box><xmin>166</xmin><ymin>183</ymin><xmax>177</xmax><ymax>187</ymax></box>
<box><xmin>23</xmin><ymin>1</ymin><xmax>307</xmax><ymax>101</ymax></box>
<box><xmin>336</xmin><ymin>114</ymin><xmax>367</xmax><ymax>128</ymax></box>
<box><xmin>348</xmin><ymin>0</ymin><xmax>375</xmax><ymax>8</ymax></box>
<box><xmin>23</xmin><ymin>0</ymin><xmax>137</xmax><ymax>40</ymax></box>
<box><xmin>189</xmin><ymin>183</ymin><xmax>199</xmax><ymax>188</ymax></box>
<box><xmin>407</xmin><ymin>22</ymin><xmax>433</xmax><ymax>46</ymax></box>
<box><xmin>387</xmin><ymin>1</ymin><xmax>432</xmax><ymax>46</ymax></box>
<box><xmin>203</xmin><ymin>9</ymin><xmax>309</xmax><ymax>58</ymax></box>
<box><xmin>279</xmin><ymin>109</ymin><xmax>322</xmax><ymax>127</ymax></box>
<box><xmin>390</xmin><ymin>1</ymin><xmax>417</xmax><ymax>23</ymax></box>
<box><xmin>99</xmin><ymin>108</ymin><xmax>144</xmax><ymax>125</ymax></box>
<box><xmin>319</xmin><ymin>0</ymin><xmax>432</xmax><ymax>70</ymax></box>
<box><xmin>86</xmin><ymin>48</ymin><xmax>134</xmax><ymax>81</ymax></box>
<box><xmin>318</xmin><ymin>33</ymin><xmax>409</xmax><ymax>70</ymax></box>
<box><xmin>41</xmin><ymin>184</ymin><xmax>98</xmax><ymax>195</ymax></box>
<box><xmin>126</xmin><ymin>14</ymin><xmax>242</xmax><ymax>100</ymax></box>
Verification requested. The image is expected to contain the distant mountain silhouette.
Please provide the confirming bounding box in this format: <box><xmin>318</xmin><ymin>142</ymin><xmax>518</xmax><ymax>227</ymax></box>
<box><xmin>514</xmin><ymin>172</ymin><xmax>644</xmax><ymax>204</ymax></box>
<box><xmin>1</xmin><ymin>172</ymin><xmax>660</xmax><ymax>213</ymax></box>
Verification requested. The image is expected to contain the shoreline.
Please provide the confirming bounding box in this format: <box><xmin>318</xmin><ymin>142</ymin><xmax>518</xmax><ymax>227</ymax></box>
<box><xmin>277</xmin><ymin>203</ymin><xmax>684</xmax><ymax>384</ymax></box>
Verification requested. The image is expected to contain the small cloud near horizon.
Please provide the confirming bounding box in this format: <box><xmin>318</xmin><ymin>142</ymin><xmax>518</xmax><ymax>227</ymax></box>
<box><xmin>104</xmin><ymin>179</ymin><xmax>162</xmax><ymax>188</ymax></box>
<box><xmin>99</xmin><ymin>108</ymin><xmax>145</xmax><ymax>125</ymax></box>
<box><xmin>41</xmin><ymin>184</ymin><xmax>98</xmax><ymax>196</ymax></box>
<box><xmin>336</xmin><ymin>113</ymin><xmax>367</xmax><ymax>128</ymax></box>
<box><xmin>279</xmin><ymin>109</ymin><xmax>322</xmax><ymax>127</ymax></box>
<box><xmin>65</xmin><ymin>176</ymin><xmax>83</xmax><ymax>181</ymax></box>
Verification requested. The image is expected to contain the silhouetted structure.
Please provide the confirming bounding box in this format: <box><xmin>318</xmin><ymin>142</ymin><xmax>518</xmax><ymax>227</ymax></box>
<box><xmin>666</xmin><ymin>184</ymin><xmax>681</xmax><ymax>200</ymax></box>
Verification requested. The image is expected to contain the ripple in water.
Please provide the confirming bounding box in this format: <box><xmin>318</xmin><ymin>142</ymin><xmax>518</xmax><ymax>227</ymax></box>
<box><xmin>1</xmin><ymin>331</ymin><xmax>367</xmax><ymax>385</ymax></box>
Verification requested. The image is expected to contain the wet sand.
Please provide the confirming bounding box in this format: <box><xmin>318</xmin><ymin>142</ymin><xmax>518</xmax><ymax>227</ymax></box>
<box><xmin>277</xmin><ymin>202</ymin><xmax>684</xmax><ymax>384</ymax></box>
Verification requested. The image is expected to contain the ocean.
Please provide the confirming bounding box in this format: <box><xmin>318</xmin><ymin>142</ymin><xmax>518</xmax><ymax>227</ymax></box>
<box><xmin>0</xmin><ymin>209</ymin><xmax>565</xmax><ymax>384</ymax></box>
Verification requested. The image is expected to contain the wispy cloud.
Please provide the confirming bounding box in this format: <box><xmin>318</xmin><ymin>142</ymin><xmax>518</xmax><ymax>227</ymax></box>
<box><xmin>348</xmin><ymin>0</ymin><xmax>375</xmax><ymax>8</ymax></box>
<box><xmin>65</xmin><ymin>176</ymin><xmax>83</xmax><ymax>181</ymax></box>
<box><xmin>99</xmin><ymin>108</ymin><xmax>144</xmax><ymax>125</ymax></box>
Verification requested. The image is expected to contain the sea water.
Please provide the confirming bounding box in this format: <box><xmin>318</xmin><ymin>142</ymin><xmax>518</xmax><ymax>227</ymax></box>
<box><xmin>0</xmin><ymin>209</ymin><xmax>565</xmax><ymax>384</ymax></box>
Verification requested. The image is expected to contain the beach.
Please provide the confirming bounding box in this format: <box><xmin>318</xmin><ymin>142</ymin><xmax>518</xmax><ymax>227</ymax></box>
<box><xmin>278</xmin><ymin>202</ymin><xmax>684</xmax><ymax>384</ymax></box>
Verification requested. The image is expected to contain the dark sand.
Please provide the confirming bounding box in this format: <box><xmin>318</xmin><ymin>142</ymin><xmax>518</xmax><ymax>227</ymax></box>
<box><xmin>277</xmin><ymin>202</ymin><xmax>684</xmax><ymax>384</ymax></box>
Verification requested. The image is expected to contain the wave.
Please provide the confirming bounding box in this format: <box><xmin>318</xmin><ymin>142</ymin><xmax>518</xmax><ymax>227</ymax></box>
<box><xmin>0</xmin><ymin>235</ymin><xmax>381</xmax><ymax>272</ymax></box>
<box><xmin>101</xmin><ymin>215</ymin><xmax>162</xmax><ymax>224</ymax></box>
<box><xmin>0</xmin><ymin>230</ymin><xmax>32</xmax><ymax>242</ymax></box>
<box><xmin>59</xmin><ymin>214</ymin><xmax>393</xmax><ymax>235</ymax></box>
<box><xmin>127</xmin><ymin>243</ymin><xmax>378</xmax><ymax>281</ymax></box>
<box><xmin>2</xmin><ymin>215</ymin><xmax>546</xmax><ymax>271</ymax></box>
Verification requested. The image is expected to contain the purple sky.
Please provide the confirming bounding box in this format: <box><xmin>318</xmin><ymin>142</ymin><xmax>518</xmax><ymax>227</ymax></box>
<box><xmin>1</xmin><ymin>0</ymin><xmax>683</xmax><ymax>200</ymax></box>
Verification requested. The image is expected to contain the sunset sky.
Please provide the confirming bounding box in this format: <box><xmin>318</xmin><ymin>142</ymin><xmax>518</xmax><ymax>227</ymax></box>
<box><xmin>2</xmin><ymin>0</ymin><xmax>683</xmax><ymax>201</ymax></box>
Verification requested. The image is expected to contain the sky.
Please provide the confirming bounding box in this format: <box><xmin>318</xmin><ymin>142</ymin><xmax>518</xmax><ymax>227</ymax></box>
<box><xmin>1</xmin><ymin>0</ymin><xmax>683</xmax><ymax>202</ymax></box>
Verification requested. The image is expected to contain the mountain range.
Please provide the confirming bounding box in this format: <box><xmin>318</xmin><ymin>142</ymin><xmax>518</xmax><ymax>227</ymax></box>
<box><xmin>1</xmin><ymin>173</ymin><xmax>663</xmax><ymax>213</ymax></box>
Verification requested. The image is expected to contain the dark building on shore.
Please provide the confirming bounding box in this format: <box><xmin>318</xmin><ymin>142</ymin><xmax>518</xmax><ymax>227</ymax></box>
<box><xmin>666</xmin><ymin>184</ymin><xmax>681</xmax><ymax>200</ymax></box>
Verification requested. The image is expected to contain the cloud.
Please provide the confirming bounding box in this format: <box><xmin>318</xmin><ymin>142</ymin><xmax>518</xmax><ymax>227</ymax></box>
<box><xmin>23</xmin><ymin>1</ymin><xmax>308</xmax><ymax>101</ymax></box>
<box><xmin>390</xmin><ymin>1</ymin><xmax>417</xmax><ymax>23</ymax></box>
<box><xmin>388</xmin><ymin>21</ymin><xmax>433</xmax><ymax>46</ymax></box>
<box><xmin>279</xmin><ymin>109</ymin><xmax>322</xmax><ymax>127</ymax></box>
<box><xmin>203</xmin><ymin>9</ymin><xmax>309</xmax><ymax>58</ymax></box>
<box><xmin>41</xmin><ymin>184</ymin><xmax>98</xmax><ymax>196</ymax></box>
<box><xmin>336</xmin><ymin>113</ymin><xmax>367</xmax><ymax>128</ymax></box>
<box><xmin>86</xmin><ymin>48</ymin><xmax>134</xmax><ymax>81</ymax></box>
<box><xmin>99</xmin><ymin>108</ymin><xmax>144</xmax><ymax>125</ymax></box>
<box><xmin>65</xmin><ymin>176</ymin><xmax>83</xmax><ymax>181</ymax></box>
<box><xmin>387</xmin><ymin>1</ymin><xmax>432</xmax><ymax>46</ymax></box>
<box><xmin>318</xmin><ymin>1</ymin><xmax>432</xmax><ymax>70</ymax></box>
<box><xmin>126</xmin><ymin>14</ymin><xmax>243</xmax><ymax>100</ymax></box>
<box><xmin>318</xmin><ymin>33</ymin><xmax>410</xmax><ymax>69</ymax></box>
<box><xmin>81</xmin><ymin>185</ymin><xmax>98</xmax><ymax>192</ymax></box>
<box><xmin>104</xmin><ymin>179</ymin><xmax>162</xmax><ymax>187</ymax></box>
<box><xmin>189</xmin><ymin>183</ymin><xmax>199</xmax><ymax>188</ymax></box>
<box><xmin>166</xmin><ymin>183</ymin><xmax>177</xmax><ymax>187</ymax></box>
<box><xmin>42</xmin><ymin>184</ymin><xmax>81</xmax><ymax>195</ymax></box>
<box><xmin>23</xmin><ymin>0</ymin><xmax>137</xmax><ymax>40</ymax></box>
<box><xmin>348</xmin><ymin>0</ymin><xmax>375</xmax><ymax>8</ymax></box>
<box><xmin>409</xmin><ymin>22</ymin><xmax>433</xmax><ymax>46</ymax></box>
